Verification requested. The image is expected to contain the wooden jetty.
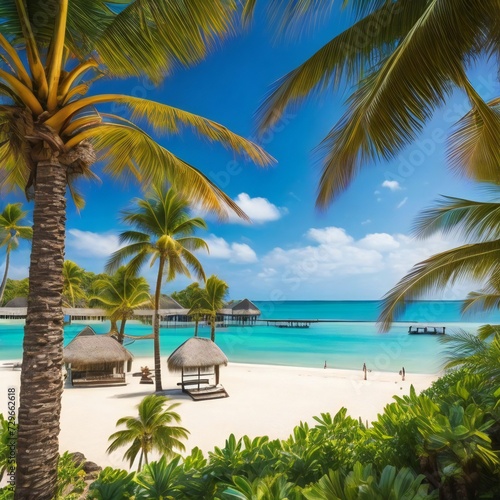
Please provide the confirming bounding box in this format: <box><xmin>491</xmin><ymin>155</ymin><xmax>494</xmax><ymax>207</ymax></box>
<box><xmin>261</xmin><ymin>319</ymin><xmax>318</xmax><ymax>328</ymax></box>
<box><xmin>408</xmin><ymin>326</ymin><xmax>445</xmax><ymax>335</ymax></box>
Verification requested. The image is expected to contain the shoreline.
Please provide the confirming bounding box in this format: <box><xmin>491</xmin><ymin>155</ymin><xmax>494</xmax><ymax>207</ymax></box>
<box><xmin>0</xmin><ymin>357</ymin><xmax>440</xmax><ymax>472</ymax></box>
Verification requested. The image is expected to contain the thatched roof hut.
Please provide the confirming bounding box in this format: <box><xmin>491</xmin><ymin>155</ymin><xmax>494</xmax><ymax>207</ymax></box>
<box><xmin>168</xmin><ymin>337</ymin><xmax>228</xmax><ymax>372</ymax></box>
<box><xmin>64</xmin><ymin>326</ymin><xmax>133</xmax><ymax>386</ymax></box>
<box><xmin>168</xmin><ymin>337</ymin><xmax>228</xmax><ymax>388</ymax></box>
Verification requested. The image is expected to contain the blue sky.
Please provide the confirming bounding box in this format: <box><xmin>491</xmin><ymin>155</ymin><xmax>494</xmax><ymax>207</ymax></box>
<box><xmin>2</xmin><ymin>5</ymin><xmax>497</xmax><ymax>300</ymax></box>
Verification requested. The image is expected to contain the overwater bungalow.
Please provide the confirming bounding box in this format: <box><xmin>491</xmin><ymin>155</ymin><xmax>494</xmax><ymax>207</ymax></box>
<box><xmin>218</xmin><ymin>298</ymin><xmax>261</xmax><ymax>325</ymax></box>
<box><xmin>408</xmin><ymin>325</ymin><xmax>446</xmax><ymax>335</ymax></box>
<box><xmin>63</xmin><ymin>326</ymin><xmax>133</xmax><ymax>386</ymax></box>
<box><xmin>167</xmin><ymin>337</ymin><xmax>229</xmax><ymax>401</ymax></box>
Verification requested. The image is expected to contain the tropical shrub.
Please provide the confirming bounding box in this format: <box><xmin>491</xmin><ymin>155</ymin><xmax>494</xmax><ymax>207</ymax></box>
<box><xmin>54</xmin><ymin>451</ymin><xmax>86</xmax><ymax>499</ymax></box>
<box><xmin>302</xmin><ymin>463</ymin><xmax>436</xmax><ymax>500</ymax></box>
<box><xmin>87</xmin><ymin>467</ymin><xmax>136</xmax><ymax>500</ymax></box>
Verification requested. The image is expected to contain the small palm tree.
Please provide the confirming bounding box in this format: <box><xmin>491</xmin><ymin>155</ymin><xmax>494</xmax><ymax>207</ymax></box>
<box><xmin>0</xmin><ymin>203</ymin><xmax>32</xmax><ymax>304</ymax></box>
<box><xmin>62</xmin><ymin>260</ymin><xmax>86</xmax><ymax>307</ymax></box>
<box><xmin>107</xmin><ymin>394</ymin><xmax>189</xmax><ymax>471</ymax></box>
<box><xmin>92</xmin><ymin>267</ymin><xmax>151</xmax><ymax>343</ymax></box>
<box><xmin>107</xmin><ymin>185</ymin><xmax>208</xmax><ymax>391</ymax></box>
<box><xmin>378</xmin><ymin>188</ymin><xmax>500</xmax><ymax>329</ymax></box>
<box><xmin>181</xmin><ymin>283</ymin><xmax>205</xmax><ymax>336</ymax></box>
<box><xmin>197</xmin><ymin>275</ymin><xmax>229</xmax><ymax>342</ymax></box>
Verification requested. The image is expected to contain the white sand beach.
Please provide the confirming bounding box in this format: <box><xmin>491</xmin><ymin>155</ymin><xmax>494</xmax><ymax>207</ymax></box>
<box><xmin>0</xmin><ymin>358</ymin><xmax>438</xmax><ymax>471</ymax></box>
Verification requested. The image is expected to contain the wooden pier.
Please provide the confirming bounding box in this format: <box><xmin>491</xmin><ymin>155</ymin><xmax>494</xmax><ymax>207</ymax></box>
<box><xmin>408</xmin><ymin>325</ymin><xmax>445</xmax><ymax>335</ymax></box>
<box><xmin>261</xmin><ymin>319</ymin><xmax>319</xmax><ymax>328</ymax></box>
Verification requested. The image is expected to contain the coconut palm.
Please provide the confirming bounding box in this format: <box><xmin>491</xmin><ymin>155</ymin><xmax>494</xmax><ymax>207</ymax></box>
<box><xmin>0</xmin><ymin>3</ymin><xmax>272</xmax><ymax>496</ymax></box>
<box><xmin>0</xmin><ymin>203</ymin><xmax>32</xmax><ymax>305</ymax></box>
<box><xmin>197</xmin><ymin>274</ymin><xmax>229</xmax><ymax>342</ymax></box>
<box><xmin>107</xmin><ymin>394</ymin><xmax>189</xmax><ymax>471</ymax></box>
<box><xmin>378</xmin><ymin>189</ymin><xmax>500</xmax><ymax>330</ymax></box>
<box><xmin>61</xmin><ymin>260</ymin><xmax>86</xmax><ymax>307</ymax></box>
<box><xmin>92</xmin><ymin>267</ymin><xmax>151</xmax><ymax>343</ymax></box>
<box><xmin>107</xmin><ymin>185</ymin><xmax>208</xmax><ymax>391</ymax></box>
<box><xmin>256</xmin><ymin>0</ymin><xmax>500</xmax><ymax>208</ymax></box>
<box><xmin>178</xmin><ymin>282</ymin><xmax>205</xmax><ymax>336</ymax></box>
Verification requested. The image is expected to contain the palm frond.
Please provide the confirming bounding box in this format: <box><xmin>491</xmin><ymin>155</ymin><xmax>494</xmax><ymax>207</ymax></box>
<box><xmin>67</xmin><ymin>123</ymin><xmax>249</xmax><ymax>220</ymax></box>
<box><xmin>58</xmin><ymin>96</ymin><xmax>273</xmax><ymax>168</ymax></box>
<box><xmin>413</xmin><ymin>192</ymin><xmax>500</xmax><ymax>242</ymax></box>
<box><xmin>462</xmin><ymin>288</ymin><xmax>500</xmax><ymax>317</ymax></box>
<box><xmin>447</xmin><ymin>97</ymin><xmax>500</xmax><ymax>183</ymax></box>
<box><xmin>438</xmin><ymin>329</ymin><xmax>489</xmax><ymax>370</ymax></box>
<box><xmin>106</xmin><ymin>243</ymin><xmax>151</xmax><ymax>274</ymax></box>
<box><xmin>477</xmin><ymin>324</ymin><xmax>500</xmax><ymax>341</ymax></box>
<box><xmin>378</xmin><ymin>240</ymin><xmax>500</xmax><ymax>331</ymax></box>
<box><xmin>257</xmin><ymin>0</ymin><xmax>427</xmax><ymax>131</ymax></box>
<box><xmin>93</xmin><ymin>0</ymin><xmax>239</xmax><ymax>82</ymax></box>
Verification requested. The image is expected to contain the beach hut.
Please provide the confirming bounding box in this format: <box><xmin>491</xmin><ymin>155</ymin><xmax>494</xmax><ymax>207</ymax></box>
<box><xmin>167</xmin><ymin>337</ymin><xmax>229</xmax><ymax>400</ymax></box>
<box><xmin>63</xmin><ymin>326</ymin><xmax>133</xmax><ymax>386</ymax></box>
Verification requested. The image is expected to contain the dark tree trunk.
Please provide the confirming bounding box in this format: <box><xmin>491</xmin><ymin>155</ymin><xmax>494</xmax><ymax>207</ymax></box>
<box><xmin>15</xmin><ymin>157</ymin><xmax>67</xmax><ymax>500</ymax></box>
<box><xmin>0</xmin><ymin>249</ymin><xmax>10</xmax><ymax>305</ymax></box>
<box><xmin>210</xmin><ymin>314</ymin><xmax>216</xmax><ymax>342</ymax></box>
<box><xmin>194</xmin><ymin>318</ymin><xmax>199</xmax><ymax>336</ymax></box>
<box><xmin>118</xmin><ymin>318</ymin><xmax>127</xmax><ymax>344</ymax></box>
<box><xmin>154</xmin><ymin>258</ymin><xmax>165</xmax><ymax>391</ymax></box>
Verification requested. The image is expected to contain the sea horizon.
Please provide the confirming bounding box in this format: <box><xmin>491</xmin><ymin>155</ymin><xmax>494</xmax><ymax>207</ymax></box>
<box><xmin>1</xmin><ymin>300</ymin><xmax>498</xmax><ymax>374</ymax></box>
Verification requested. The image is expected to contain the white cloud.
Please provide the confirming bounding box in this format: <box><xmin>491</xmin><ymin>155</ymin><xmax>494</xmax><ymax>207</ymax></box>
<box><xmin>358</xmin><ymin>233</ymin><xmax>400</xmax><ymax>251</ymax></box>
<box><xmin>205</xmin><ymin>235</ymin><xmax>257</xmax><ymax>264</ymax></box>
<box><xmin>307</xmin><ymin>226</ymin><xmax>352</xmax><ymax>245</ymax></box>
<box><xmin>382</xmin><ymin>180</ymin><xmax>402</xmax><ymax>191</ymax></box>
<box><xmin>361</xmin><ymin>219</ymin><xmax>371</xmax><ymax>225</ymax></box>
<box><xmin>229</xmin><ymin>193</ymin><xmax>287</xmax><ymax>224</ymax></box>
<box><xmin>67</xmin><ymin>229</ymin><xmax>122</xmax><ymax>258</ymax></box>
<box><xmin>397</xmin><ymin>197</ymin><xmax>408</xmax><ymax>209</ymax></box>
<box><xmin>254</xmin><ymin>226</ymin><xmax>467</xmax><ymax>298</ymax></box>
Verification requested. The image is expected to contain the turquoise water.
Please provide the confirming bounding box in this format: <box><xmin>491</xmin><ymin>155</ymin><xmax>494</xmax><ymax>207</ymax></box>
<box><xmin>1</xmin><ymin>301</ymin><xmax>498</xmax><ymax>373</ymax></box>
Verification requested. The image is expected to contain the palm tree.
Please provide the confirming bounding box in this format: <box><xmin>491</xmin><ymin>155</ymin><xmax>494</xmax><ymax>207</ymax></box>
<box><xmin>256</xmin><ymin>1</ymin><xmax>499</xmax><ymax>208</ymax></box>
<box><xmin>178</xmin><ymin>282</ymin><xmax>205</xmax><ymax>336</ymax></box>
<box><xmin>107</xmin><ymin>186</ymin><xmax>208</xmax><ymax>391</ymax></box>
<box><xmin>0</xmin><ymin>203</ymin><xmax>32</xmax><ymax>304</ymax></box>
<box><xmin>197</xmin><ymin>275</ymin><xmax>229</xmax><ymax>342</ymax></box>
<box><xmin>92</xmin><ymin>267</ymin><xmax>151</xmax><ymax>344</ymax></box>
<box><xmin>107</xmin><ymin>394</ymin><xmax>189</xmax><ymax>471</ymax></box>
<box><xmin>378</xmin><ymin>189</ymin><xmax>500</xmax><ymax>329</ymax></box>
<box><xmin>61</xmin><ymin>260</ymin><xmax>86</xmax><ymax>307</ymax></box>
<box><xmin>0</xmin><ymin>4</ymin><xmax>271</xmax><ymax>496</ymax></box>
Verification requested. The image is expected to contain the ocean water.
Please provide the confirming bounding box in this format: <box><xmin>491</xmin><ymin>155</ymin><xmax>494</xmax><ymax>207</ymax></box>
<box><xmin>1</xmin><ymin>301</ymin><xmax>498</xmax><ymax>374</ymax></box>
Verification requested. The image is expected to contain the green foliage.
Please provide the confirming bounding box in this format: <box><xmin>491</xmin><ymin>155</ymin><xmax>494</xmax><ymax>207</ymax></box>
<box><xmin>171</xmin><ymin>282</ymin><xmax>203</xmax><ymax>308</ymax></box>
<box><xmin>135</xmin><ymin>456</ymin><xmax>184</xmax><ymax>499</ymax></box>
<box><xmin>0</xmin><ymin>414</ymin><xmax>16</xmax><ymax>482</ymax></box>
<box><xmin>222</xmin><ymin>473</ymin><xmax>302</xmax><ymax>500</ymax></box>
<box><xmin>0</xmin><ymin>488</ymin><xmax>14</xmax><ymax>500</ymax></box>
<box><xmin>303</xmin><ymin>463</ymin><xmax>436</xmax><ymax>500</ymax></box>
<box><xmin>87</xmin><ymin>467</ymin><xmax>136</xmax><ymax>500</ymax></box>
<box><xmin>1</xmin><ymin>278</ymin><xmax>29</xmax><ymax>306</ymax></box>
<box><xmin>54</xmin><ymin>451</ymin><xmax>86</xmax><ymax>499</ymax></box>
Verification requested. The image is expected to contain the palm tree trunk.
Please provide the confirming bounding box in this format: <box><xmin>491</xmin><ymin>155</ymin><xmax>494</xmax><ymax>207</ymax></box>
<box><xmin>15</xmin><ymin>156</ymin><xmax>67</xmax><ymax>500</ymax></box>
<box><xmin>153</xmin><ymin>258</ymin><xmax>165</xmax><ymax>391</ymax></box>
<box><xmin>0</xmin><ymin>249</ymin><xmax>10</xmax><ymax>305</ymax></box>
<box><xmin>194</xmin><ymin>318</ymin><xmax>199</xmax><ymax>336</ymax></box>
<box><xmin>118</xmin><ymin>318</ymin><xmax>127</xmax><ymax>344</ymax></box>
<box><xmin>210</xmin><ymin>314</ymin><xmax>216</xmax><ymax>342</ymax></box>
